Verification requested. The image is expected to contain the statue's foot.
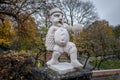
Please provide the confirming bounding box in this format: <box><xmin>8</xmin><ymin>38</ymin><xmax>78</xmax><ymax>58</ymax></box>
<box><xmin>46</xmin><ymin>59</ymin><xmax>59</xmax><ymax>66</ymax></box>
<box><xmin>71</xmin><ymin>60</ymin><xmax>83</xmax><ymax>68</ymax></box>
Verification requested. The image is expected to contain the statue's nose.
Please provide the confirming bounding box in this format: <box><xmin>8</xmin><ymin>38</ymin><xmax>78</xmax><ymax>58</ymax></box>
<box><xmin>59</xmin><ymin>18</ymin><xmax>62</xmax><ymax>21</ymax></box>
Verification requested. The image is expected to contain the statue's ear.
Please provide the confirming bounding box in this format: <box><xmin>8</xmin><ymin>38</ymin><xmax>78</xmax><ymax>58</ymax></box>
<box><xmin>47</xmin><ymin>14</ymin><xmax>51</xmax><ymax>21</ymax></box>
<box><xmin>49</xmin><ymin>15</ymin><xmax>53</xmax><ymax>22</ymax></box>
<box><xmin>48</xmin><ymin>15</ymin><xmax>50</xmax><ymax>19</ymax></box>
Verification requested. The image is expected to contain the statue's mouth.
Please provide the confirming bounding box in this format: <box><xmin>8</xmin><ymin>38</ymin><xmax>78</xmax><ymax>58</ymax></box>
<box><xmin>58</xmin><ymin>21</ymin><xmax>63</xmax><ymax>24</ymax></box>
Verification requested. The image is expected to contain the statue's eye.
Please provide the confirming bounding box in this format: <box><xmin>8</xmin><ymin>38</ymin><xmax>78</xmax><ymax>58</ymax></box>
<box><xmin>54</xmin><ymin>14</ymin><xmax>59</xmax><ymax>17</ymax></box>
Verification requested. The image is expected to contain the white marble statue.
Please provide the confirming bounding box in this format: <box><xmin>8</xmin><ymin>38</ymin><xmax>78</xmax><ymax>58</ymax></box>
<box><xmin>45</xmin><ymin>8</ymin><xmax>83</xmax><ymax>73</ymax></box>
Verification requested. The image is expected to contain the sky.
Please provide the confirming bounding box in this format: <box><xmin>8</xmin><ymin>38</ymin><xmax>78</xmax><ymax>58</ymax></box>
<box><xmin>88</xmin><ymin>0</ymin><xmax>120</xmax><ymax>26</ymax></box>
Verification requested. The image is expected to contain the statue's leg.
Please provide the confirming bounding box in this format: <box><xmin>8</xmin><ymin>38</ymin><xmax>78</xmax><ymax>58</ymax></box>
<box><xmin>46</xmin><ymin>51</ymin><xmax>61</xmax><ymax>66</ymax></box>
<box><xmin>69</xmin><ymin>46</ymin><xmax>83</xmax><ymax>68</ymax></box>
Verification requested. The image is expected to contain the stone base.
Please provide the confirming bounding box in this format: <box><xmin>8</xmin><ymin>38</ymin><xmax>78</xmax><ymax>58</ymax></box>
<box><xmin>32</xmin><ymin>67</ymin><xmax>92</xmax><ymax>80</ymax></box>
<box><xmin>48</xmin><ymin>62</ymin><xmax>75</xmax><ymax>74</ymax></box>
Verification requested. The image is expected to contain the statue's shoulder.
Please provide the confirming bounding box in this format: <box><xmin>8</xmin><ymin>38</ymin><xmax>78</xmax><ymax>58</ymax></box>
<box><xmin>49</xmin><ymin>25</ymin><xmax>58</xmax><ymax>28</ymax></box>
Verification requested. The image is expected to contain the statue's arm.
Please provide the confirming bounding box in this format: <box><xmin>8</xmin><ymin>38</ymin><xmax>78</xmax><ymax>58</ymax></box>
<box><xmin>63</xmin><ymin>23</ymin><xmax>83</xmax><ymax>35</ymax></box>
<box><xmin>45</xmin><ymin>26</ymin><xmax>56</xmax><ymax>51</ymax></box>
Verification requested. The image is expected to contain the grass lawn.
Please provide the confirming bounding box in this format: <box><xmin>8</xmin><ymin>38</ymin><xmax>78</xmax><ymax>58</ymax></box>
<box><xmin>90</xmin><ymin>59</ymin><xmax>120</xmax><ymax>69</ymax></box>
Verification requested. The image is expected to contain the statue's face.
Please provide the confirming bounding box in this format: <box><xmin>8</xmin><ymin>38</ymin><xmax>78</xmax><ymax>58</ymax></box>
<box><xmin>50</xmin><ymin>12</ymin><xmax>63</xmax><ymax>27</ymax></box>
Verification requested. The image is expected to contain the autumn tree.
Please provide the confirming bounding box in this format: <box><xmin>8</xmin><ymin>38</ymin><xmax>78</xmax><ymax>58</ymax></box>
<box><xmin>0</xmin><ymin>0</ymin><xmax>47</xmax><ymax>50</ymax></box>
<box><xmin>0</xmin><ymin>14</ymin><xmax>14</xmax><ymax>46</ymax></box>
<box><xmin>12</xmin><ymin>13</ymin><xmax>41</xmax><ymax>51</ymax></box>
<box><xmin>113</xmin><ymin>25</ymin><xmax>120</xmax><ymax>39</ymax></box>
<box><xmin>73</xmin><ymin>20</ymin><xmax>115</xmax><ymax>69</ymax></box>
<box><xmin>89</xmin><ymin>20</ymin><xmax>115</xmax><ymax>69</ymax></box>
<box><xmin>112</xmin><ymin>25</ymin><xmax>120</xmax><ymax>59</ymax></box>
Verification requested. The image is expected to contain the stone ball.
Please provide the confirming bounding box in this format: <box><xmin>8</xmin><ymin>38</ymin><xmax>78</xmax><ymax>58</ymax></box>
<box><xmin>72</xmin><ymin>24</ymin><xmax>83</xmax><ymax>33</ymax></box>
<box><xmin>54</xmin><ymin>27</ymin><xmax>69</xmax><ymax>46</ymax></box>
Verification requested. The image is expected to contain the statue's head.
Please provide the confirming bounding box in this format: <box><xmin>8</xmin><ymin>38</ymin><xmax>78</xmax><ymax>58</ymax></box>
<box><xmin>49</xmin><ymin>8</ymin><xmax>63</xmax><ymax>27</ymax></box>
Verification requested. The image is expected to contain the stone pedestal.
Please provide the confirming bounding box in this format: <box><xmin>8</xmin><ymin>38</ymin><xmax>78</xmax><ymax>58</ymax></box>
<box><xmin>32</xmin><ymin>67</ymin><xmax>92</xmax><ymax>80</ymax></box>
<box><xmin>48</xmin><ymin>62</ymin><xmax>75</xmax><ymax>74</ymax></box>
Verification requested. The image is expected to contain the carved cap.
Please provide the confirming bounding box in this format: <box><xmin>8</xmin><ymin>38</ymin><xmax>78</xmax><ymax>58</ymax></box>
<box><xmin>49</xmin><ymin>8</ymin><xmax>63</xmax><ymax>16</ymax></box>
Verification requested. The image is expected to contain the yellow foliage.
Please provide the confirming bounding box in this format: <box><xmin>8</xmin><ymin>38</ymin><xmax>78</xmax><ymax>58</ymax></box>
<box><xmin>0</xmin><ymin>16</ymin><xmax>14</xmax><ymax>46</ymax></box>
<box><xmin>0</xmin><ymin>39</ymin><xmax>10</xmax><ymax>46</ymax></box>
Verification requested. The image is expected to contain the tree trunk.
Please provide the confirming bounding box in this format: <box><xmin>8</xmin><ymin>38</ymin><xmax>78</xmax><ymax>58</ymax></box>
<box><xmin>70</xmin><ymin>11</ymin><xmax>73</xmax><ymax>26</ymax></box>
<box><xmin>83</xmin><ymin>53</ymin><xmax>90</xmax><ymax>69</ymax></box>
<box><xmin>97</xmin><ymin>59</ymin><xmax>102</xmax><ymax>70</ymax></box>
<box><xmin>45</xmin><ymin>15</ymin><xmax>48</xmax><ymax>28</ymax></box>
<box><xmin>91</xmin><ymin>56</ymin><xmax>98</xmax><ymax>70</ymax></box>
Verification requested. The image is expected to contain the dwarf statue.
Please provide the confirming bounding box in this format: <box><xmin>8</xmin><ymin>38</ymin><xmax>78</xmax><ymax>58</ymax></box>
<box><xmin>45</xmin><ymin>7</ymin><xmax>83</xmax><ymax>68</ymax></box>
